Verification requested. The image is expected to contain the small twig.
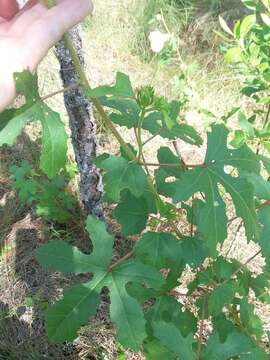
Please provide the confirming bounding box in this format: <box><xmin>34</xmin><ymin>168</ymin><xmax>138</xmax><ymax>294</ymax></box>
<box><xmin>41</xmin><ymin>83</ymin><xmax>79</xmax><ymax>101</ymax></box>
<box><xmin>225</xmin><ymin>220</ymin><xmax>243</xmax><ymax>258</ymax></box>
<box><xmin>228</xmin><ymin>216</ymin><xmax>238</xmax><ymax>225</ymax></box>
<box><xmin>257</xmin><ymin>200</ymin><xmax>270</xmax><ymax>209</ymax></box>
<box><xmin>142</xmin><ymin>131</ymin><xmax>161</xmax><ymax>146</ymax></box>
<box><xmin>149</xmin><ymin>215</ymin><xmax>182</xmax><ymax>238</ymax></box>
<box><xmin>243</xmin><ymin>249</ymin><xmax>262</xmax><ymax>266</ymax></box>
<box><xmin>222</xmin><ymin>249</ymin><xmax>262</xmax><ymax>288</ymax></box>
<box><xmin>138</xmin><ymin>162</ymin><xmax>205</xmax><ymax>168</ymax></box>
<box><xmin>108</xmin><ymin>251</ymin><xmax>133</xmax><ymax>272</ymax></box>
<box><xmin>168</xmin><ymin>290</ymin><xmax>188</xmax><ymax>297</ymax></box>
<box><xmin>173</xmin><ymin>140</ymin><xmax>187</xmax><ymax>170</ymax></box>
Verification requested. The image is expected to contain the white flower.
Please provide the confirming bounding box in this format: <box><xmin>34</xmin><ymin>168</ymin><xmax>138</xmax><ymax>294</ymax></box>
<box><xmin>148</xmin><ymin>30</ymin><xmax>170</xmax><ymax>53</ymax></box>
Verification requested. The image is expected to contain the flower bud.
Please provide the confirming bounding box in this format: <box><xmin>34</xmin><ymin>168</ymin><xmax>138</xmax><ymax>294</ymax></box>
<box><xmin>136</xmin><ymin>86</ymin><xmax>155</xmax><ymax>108</ymax></box>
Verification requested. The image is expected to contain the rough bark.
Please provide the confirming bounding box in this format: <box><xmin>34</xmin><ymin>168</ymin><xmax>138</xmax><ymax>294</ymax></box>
<box><xmin>55</xmin><ymin>27</ymin><xmax>103</xmax><ymax>218</ymax></box>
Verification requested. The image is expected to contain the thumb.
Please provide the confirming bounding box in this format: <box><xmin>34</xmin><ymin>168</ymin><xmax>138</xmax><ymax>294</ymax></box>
<box><xmin>0</xmin><ymin>0</ymin><xmax>19</xmax><ymax>20</ymax></box>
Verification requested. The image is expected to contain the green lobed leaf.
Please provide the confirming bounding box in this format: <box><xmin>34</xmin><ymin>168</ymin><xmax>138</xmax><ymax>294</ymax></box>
<box><xmin>99</xmin><ymin>97</ymin><xmax>140</xmax><ymax>128</ymax></box>
<box><xmin>105</xmin><ymin>260</ymin><xmax>164</xmax><ymax>351</ymax></box>
<box><xmin>153</xmin><ymin>321</ymin><xmax>196</xmax><ymax>360</ymax></box>
<box><xmin>143</xmin><ymin>338</ymin><xmax>174</xmax><ymax>360</ymax></box>
<box><xmin>157</xmin><ymin>124</ymin><xmax>260</xmax><ymax>256</ymax></box>
<box><xmin>45</xmin><ymin>279</ymin><xmax>102</xmax><ymax>343</ymax></box>
<box><xmin>96</xmin><ymin>155</ymin><xmax>149</xmax><ymax>202</ymax></box>
<box><xmin>14</xmin><ymin>70</ymin><xmax>39</xmax><ymax>104</ymax></box>
<box><xmin>208</xmin><ymin>281</ymin><xmax>238</xmax><ymax>316</ymax></box>
<box><xmin>147</xmin><ymin>296</ymin><xmax>197</xmax><ymax>338</ymax></box>
<box><xmin>238</xmin><ymin>112</ymin><xmax>255</xmax><ymax>138</ymax></box>
<box><xmin>38</xmin><ymin>216</ymin><xmax>165</xmax><ymax>350</ymax></box>
<box><xmin>245</xmin><ymin>174</ymin><xmax>270</xmax><ymax>199</ymax></box>
<box><xmin>88</xmin><ymin>72</ymin><xmax>133</xmax><ymax>98</ymax></box>
<box><xmin>202</xmin><ymin>331</ymin><xmax>258</xmax><ymax>360</ymax></box>
<box><xmin>188</xmin><ymin>257</ymin><xmax>248</xmax><ymax>296</ymax></box>
<box><xmin>85</xmin><ymin>215</ymin><xmax>114</xmax><ymax>268</ymax></box>
<box><xmin>240</xmin><ymin>348</ymin><xmax>268</xmax><ymax>359</ymax></box>
<box><xmin>113</xmin><ymin>190</ymin><xmax>153</xmax><ymax>236</ymax></box>
<box><xmin>249</xmin><ymin>274</ymin><xmax>270</xmax><ymax>304</ymax></box>
<box><xmin>179</xmin><ymin>236</ymin><xmax>209</xmax><ymax>268</ymax></box>
<box><xmin>37</xmin><ymin>216</ymin><xmax>113</xmax><ymax>342</ymax></box>
<box><xmin>0</xmin><ymin>102</ymin><xmax>67</xmax><ymax>178</ymax></box>
<box><xmin>36</xmin><ymin>240</ymin><xmax>98</xmax><ymax>275</ymax></box>
<box><xmin>257</xmin><ymin>206</ymin><xmax>270</xmax><ymax>271</ymax></box>
<box><xmin>39</xmin><ymin>104</ymin><xmax>67</xmax><ymax>178</ymax></box>
<box><xmin>142</xmin><ymin>110</ymin><xmax>203</xmax><ymax>145</ymax></box>
<box><xmin>212</xmin><ymin>314</ymin><xmax>236</xmax><ymax>342</ymax></box>
<box><xmin>239</xmin><ymin>299</ymin><xmax>264</xmax><ymax>340</ymax></box>
<box><xmin>134</xmin><ymin>232</ymin><xmax>182</xmax><ymax>269</ymax></box>
<box><xmin>0</xmin><ymin>104</ymin><xmax>38</xmax><ymax>147</ymax></box>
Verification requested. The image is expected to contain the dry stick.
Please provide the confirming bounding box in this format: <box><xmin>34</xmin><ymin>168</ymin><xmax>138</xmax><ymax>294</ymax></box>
<box><xmin>149</xmin><ymin>215</ymin><xmax>183</xmax><ymax>238</ymax></box>
<box><xmin>108</xmin><ymin>251</ymin><xmax>133</xmax><ymax>272</ymax></box>
<box><xmin>138</xmin><ymin>162</ymin><xmax>204</xmax><ymax>168</ymax></box>
<box><xmin>257</xmin><ymin>199</ymin><xmax>270</xmax><ymax>209</ymax></box>
<box><xmin>221</xmin><ymin>249</ymin><xmax>262</xmax><ymax>289</ymax></box>
<box><xmin>227</xmin><ymin>216</ymin><xmax>238</xmax><ymax>225</ymax></box>
<box><xmin>42</xmin><ymin>3</ymin><xmax>136</xmax><ymax>162</ymax></box>
<box><xmin>41</xmin><ymin>83</ymin><xmax>79</xmax><ymax>101</ymax></box>
<box><xmin>142</xmin><ymin>131</ymin><xmax>161</xmax><ymax>146</ymax></box>
<box><xmin>173</xmin><ymin>140</ymin><xmax>187</xmax><ymax>169</ymax></box>
<box><xmin>224</xmin><ymin>220</ymin><xmax>243</xmax><ymax>258</ymax></box>
<box><xmin>44</xmin><ymin>1</ymin><xmax>168</xmax><ymax>222</ymax></box>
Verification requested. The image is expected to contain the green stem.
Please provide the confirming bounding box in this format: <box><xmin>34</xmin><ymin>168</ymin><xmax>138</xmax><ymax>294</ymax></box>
<box><xmin>137</xmin><ymin>110</ymin><xmax>145</xmax><ymax>162</ymax></box>
<box><xmin>196</xmin><ymin>295</ymin><xmax>207</xmax><ymax>360</ymax></box>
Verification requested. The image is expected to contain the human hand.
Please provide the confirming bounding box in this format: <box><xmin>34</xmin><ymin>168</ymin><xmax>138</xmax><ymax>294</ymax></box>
<box><xmin>0</xmin><ymin>0</ymin><xmax>93</xmax><ymax>112</ymax></box>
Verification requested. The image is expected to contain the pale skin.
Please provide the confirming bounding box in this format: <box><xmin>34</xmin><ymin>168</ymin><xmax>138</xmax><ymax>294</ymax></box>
<box><xmin>0</xmin><ymin>0</ymin><xmax>93</xmax><ymax>112</ymax></box>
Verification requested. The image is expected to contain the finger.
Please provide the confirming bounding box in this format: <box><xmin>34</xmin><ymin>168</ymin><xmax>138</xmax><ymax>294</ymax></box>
<box><xmin>21</xmin><ymin>0</ymin><xmax>39</xmax><ymax>11</ymax></box>
<box><xmin>10</xmin><ymin>1</ymin><xmax>66</xmax><ymax>36</ymax></box>
<box><xmin>0</xmin><ymin>0</ymin><xmax>19</xmax><ymax>19</ymax></box>
<box><xmin>24</xmin><ymin>0</ymin><xmax>93</xmax><ymax>69</ymax></box>
<box><xmin>47</xmin><ymin>0</ymin><xmax>93</xmax><ymax>34</ymax></box>
<box><xmin>10</xmin><ymin>1</ymin><xmax>46</xmax><ymax>33</ymax></box>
